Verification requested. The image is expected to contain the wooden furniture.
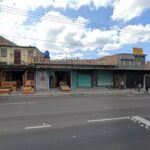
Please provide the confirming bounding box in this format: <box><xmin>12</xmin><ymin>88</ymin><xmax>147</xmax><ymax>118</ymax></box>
<box><xmin>22</xmin><ymin>87</ymin><xmax>34</xmax><ymax>94</ymax></box>
<box><xmin>0</xmin><ymin>88</ymin><xmax>11</xmax><ymax>95</ymax></box>
<box><xmin>22</xmin><ymin>80</ymin><xmax>35</xmax><ymax>94</ymax></box>
<box><xmin>1</xmin><ymin>81</ymin><xmax>16</xmax><ymax>91</ymax></box>
<box><xmin>59</xmin><ymin>81</ymin><xmax>70</xmax><ymax>91</ymax></box>
<box><xmin>25</xmin><ymin>80</ymin><xmax>35</xmax><ymax>88</ymax></box>
<box><xmin>60</xmin><ymin>85</ymin><xmax>71</xmax><ymax>91</ymax></box>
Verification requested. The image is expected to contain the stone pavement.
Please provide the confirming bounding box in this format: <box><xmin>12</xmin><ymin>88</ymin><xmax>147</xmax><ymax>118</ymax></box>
<box><xmin>0</xmin><ymin>88</ymin><xmax>147</xmax><ymax>97</ymax></box>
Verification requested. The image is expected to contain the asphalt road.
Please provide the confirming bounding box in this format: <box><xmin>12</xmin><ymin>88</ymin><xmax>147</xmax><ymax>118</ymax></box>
<box><xmin>0</xmin><ymin>94</ymin><xmax>150</xmax><ymax>149</ymax></box>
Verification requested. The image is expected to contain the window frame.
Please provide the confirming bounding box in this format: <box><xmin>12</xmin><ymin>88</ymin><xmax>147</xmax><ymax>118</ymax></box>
<box><xmin>1</xmin><ymin>48</ymin><xmax>7</xmax><ymax>57</ymax></box>
<box><xmin>28</xmin><ymin>50</ymin><xmax>34</xmax><ymax>58</ymax></box>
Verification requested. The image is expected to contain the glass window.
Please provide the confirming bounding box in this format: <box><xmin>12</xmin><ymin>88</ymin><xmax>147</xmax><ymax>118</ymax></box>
<box><xmin>1</xmin><ymin>48</ymin><xmax>7</xmax><ymax>57</ymax></box>
<box><xmin>28</xmin><ymin>50</ymin><xmax>33</xmax><ymax>58</ymax></box>
<box><xmin>137</xmin><ymin>61</ymin><xmax>141</xmax><ymax>66</ymax></box>
<box><xmin>128</xmin><ymin>60</ymin><xmax>132</xmax><ymax>66</ymax></box>
<box><xmin>121</xmin><ymin>60</ymin><xmax>126</xmax><ymax>66</ymax></box>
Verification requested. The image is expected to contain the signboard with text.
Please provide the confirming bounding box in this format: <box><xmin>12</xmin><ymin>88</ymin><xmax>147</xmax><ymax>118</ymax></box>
<box><xmin>133</xmin><ymin>48</ymin><xmax>143</xmax><ymax>55</ymax></box>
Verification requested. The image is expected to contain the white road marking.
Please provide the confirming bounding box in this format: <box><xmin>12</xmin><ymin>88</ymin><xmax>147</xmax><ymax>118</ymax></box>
<box><xmin>87</xmin><ymin>116</ymin><xmax>130</xmax><ymax>123</ymax></box>
<box><xmin>124</xmin><ymin>97</ymin><xmax>150</xmax><ymax>100</ymax></box>
<box><xmin>131</xmin><ymin>116</ymin><xmax>150</xmax><ymax>127</ymax></box>
<box><xmin>25</xmin><ymin>124</ymin><xmax>52</xmax><ymax>130</ymax></box>
<box><xmin>0</xmin><ymin>102</ymin><xmax>34</xmax><ymax>106</ymax></box>
<box><xmin>146</xmin><ymin>126</ymin><xmax>149</xmax><ymax>129</ymax></box>
<box><xmin>73</xmin><ymin>135</ymin><xmax>76</xmax><ymax>138</ymax></box>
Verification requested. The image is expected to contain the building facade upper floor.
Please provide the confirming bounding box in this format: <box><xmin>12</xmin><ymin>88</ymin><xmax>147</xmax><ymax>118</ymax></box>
<box><xmin>0</xmin><ymin>45</ymin><xmax>44</xmax><ymax>65</ymax></box>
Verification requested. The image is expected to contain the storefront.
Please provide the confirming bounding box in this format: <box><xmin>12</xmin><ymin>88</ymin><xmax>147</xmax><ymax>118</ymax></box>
<box><xmin>0</xmin><ymin>66</ymin><xmax>35</xmax><ymax>90</ymax></box>
<box><xmin>97</xmin><ymin>70</ymin><xmax>113</xmax><ymax>88</ymax></box>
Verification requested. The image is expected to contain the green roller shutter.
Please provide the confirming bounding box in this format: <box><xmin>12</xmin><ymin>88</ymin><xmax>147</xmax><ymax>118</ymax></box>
<box><xmin>78</xmin><ymin>72</ymin><xmax>91</xmax><ymax>88</ymax></box>
<box><xmin>71</xmin><ymin>70</ymin><xmax>78</xmax><ymax>88</ymax></box>
<box><xmin>98</xmin><ymin>71</ymin><xmax>113</xmax><ymax>87</ymax></box>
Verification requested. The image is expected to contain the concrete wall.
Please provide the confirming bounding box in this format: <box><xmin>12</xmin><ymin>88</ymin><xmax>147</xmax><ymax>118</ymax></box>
<box><xmin>118</xmin><ymin>54</ymin><xmax>145</xmax><ymax>68</ymax></box>
<box><xmin>99</xmin><ymin>55</ymin><xmax>118</xmax><ymax>65</ymax></box>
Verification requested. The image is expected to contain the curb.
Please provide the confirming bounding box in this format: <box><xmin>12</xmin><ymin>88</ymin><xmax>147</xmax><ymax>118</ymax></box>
<box><xmin>0</xmin><ymin>91</ymin><xmax>142</xmax><ymax>98</ymax></box>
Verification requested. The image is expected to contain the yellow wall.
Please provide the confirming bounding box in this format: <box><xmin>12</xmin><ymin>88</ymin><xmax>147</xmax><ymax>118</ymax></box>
<box><xmin>0</xmin><ymin>47</ymin><xmax>38</xmax><ymax>65</ymax></box>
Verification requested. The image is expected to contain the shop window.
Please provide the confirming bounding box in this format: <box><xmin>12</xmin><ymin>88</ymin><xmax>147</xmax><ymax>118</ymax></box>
<box><xmin>1</xmin><ymin>48</ymin><xmax>7</xmax><ymax>57</ymax></box>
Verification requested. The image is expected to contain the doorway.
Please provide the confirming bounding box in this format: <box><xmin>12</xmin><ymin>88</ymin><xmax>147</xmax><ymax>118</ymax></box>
<box><xmin>55</xmin><ymin>71</ymin><xmax>70</xmax><ymax>87</ymax></box>
<box><xmin>14</xmin><ymin>50</ymin><xmax>21</xmax><ymax>64</ymax></box>
<box><xmin>5</xmin><ymin>71</ymin><xmax>24</xmax><ymax>89</ymax></box>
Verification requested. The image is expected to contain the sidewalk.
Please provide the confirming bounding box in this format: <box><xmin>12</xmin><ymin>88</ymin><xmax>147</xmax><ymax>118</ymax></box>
<box><xmin>0</xmin><ymin>88</ymin><xmax>146</xmax><ymax>97</ymax></box>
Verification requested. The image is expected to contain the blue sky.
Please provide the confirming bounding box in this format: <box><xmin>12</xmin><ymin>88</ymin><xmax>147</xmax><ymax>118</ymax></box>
<box><xmin>0</xmin><ymin>0</ymin><xmax>150</xmax><ymax>60</ymax></box>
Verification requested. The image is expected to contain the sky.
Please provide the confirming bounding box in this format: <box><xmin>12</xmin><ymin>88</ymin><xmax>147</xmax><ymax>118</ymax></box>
<box><xmin>0</xmin><ymin>0</ymin><xmax>150</xmax><ymax>60</ymax></box>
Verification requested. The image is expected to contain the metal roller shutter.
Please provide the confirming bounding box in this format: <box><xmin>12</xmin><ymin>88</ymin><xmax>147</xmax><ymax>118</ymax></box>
<box><xmin>78</xmin><ymin>72</ymin><xmax>91</xmax><ymax>88</ymax></box>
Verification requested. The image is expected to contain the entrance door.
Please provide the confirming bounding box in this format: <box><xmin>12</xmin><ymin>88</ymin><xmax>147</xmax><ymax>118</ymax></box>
<box><xmin>14</xmin><ymin>50</ymin><xmax>21</xmax><ymax>64</ymax></box>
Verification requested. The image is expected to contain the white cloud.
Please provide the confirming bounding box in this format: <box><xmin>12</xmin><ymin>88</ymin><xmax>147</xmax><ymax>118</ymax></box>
<box><xmin>98</xmin><ymin>50</ymin><xmax>109</xmax><ymax>56</ymax></box>
<box><xmin>102</xmin><ymin>43</ymin><xmax>121</xmax><ymax>51</ymax></box>
<box><xmin>0</xmin><ymin>0</ymin><xmax>112</xmax><ymax>11</ymax></box>
<box><xmin>1</xmin><ymin>0</ymin><xmax>150</xmax><ymax>23</ymax></box>
<box><xmin>1</xmin><ymin>0</ymin><xmax>150</xmax><ymax>59</ymax></box>
<box><xmin>112</xmin><ymin>0</ymin><xmax>150</xmax><ymax>22</ymax></box>
<box><xmin>1</xmin><ymin>7</ymin><xmax>150</xmax><ymax>59</ymax></box>
<box><xmin>0</xmin><ymin>0</ymin><xmax>51</xmax><ymax>10</ymax></box>
<box><xmin>119</xmin><ymin>24</ymin><xmax>150</xmax><ymax>44</ymax></box>
<box><xmin>50</xmin><ymin>0</ymin><xmax>112</xmax><ymax>10</ymax></box>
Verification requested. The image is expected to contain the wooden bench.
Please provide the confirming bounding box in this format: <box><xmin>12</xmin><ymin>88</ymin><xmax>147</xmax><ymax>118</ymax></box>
<box><xmin>1</xmin><ymin>81</ymin><xmax>16</xmax><ymax>91</ymax></box>
<box><xmin>22</xmin><ymin>80</ymin><xmax>35</xmax><ymax>94</ymax></box>
<box><xmin>0</xmin><ymin>88</ymin><xmax>11</xmax><ymax>95</ymax></box>
<box><xmin>22</xmin><ymin>87</ymin><xmax>34</xmax><ymax>94</ymax></box>
<box><xmin>60</xmin><ymin>85</ymin><xmax>71</xmax><ymax>91</ymax></box>
<box><xmin>25</xmin><ymin>80</ymin><xmax>35</xmax><ymax>89</ymax></box>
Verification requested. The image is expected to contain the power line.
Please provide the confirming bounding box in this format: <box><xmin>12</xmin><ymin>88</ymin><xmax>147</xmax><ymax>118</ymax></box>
<box><xmin>0</xmin><ymin>5</ymin><xmax>86</xmax><ymax>24</ymax></box>
<box><xmin>1</xmin><ymin>34</ymin><xmax>73</xmax><ymax>46</ymax></box>
<box><xmin>1</xmin><ymin>4</ymin><xmax>150</xmax><ymax>33</ymax></box>
<box><xmin>0</xmin><ymin>5</ymin><xmax>90</xmax><ymax>27</ymax></box>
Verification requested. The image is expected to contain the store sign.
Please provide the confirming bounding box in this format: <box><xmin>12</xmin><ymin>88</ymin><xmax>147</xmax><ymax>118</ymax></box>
<box><xmin>133</xmin><ymin>48</ymin><xmax>143</xmax><ymax>55</ymax></box>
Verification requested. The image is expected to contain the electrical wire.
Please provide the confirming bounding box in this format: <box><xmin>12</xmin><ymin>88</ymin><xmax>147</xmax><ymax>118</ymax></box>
<box><xmin>2</xmin><ymin>4</ymin><xmax>149</xmax><ymax>32</ymax></box>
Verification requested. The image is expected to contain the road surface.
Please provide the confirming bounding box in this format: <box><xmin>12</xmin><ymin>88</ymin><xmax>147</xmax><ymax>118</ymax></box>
<box><xmin>0</xmin><ymin>94</ymin><xmax>150</xmax><ymax>149</ymax></box>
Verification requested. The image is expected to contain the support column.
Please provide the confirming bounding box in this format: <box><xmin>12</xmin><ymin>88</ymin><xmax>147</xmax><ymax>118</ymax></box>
<box><xmin>124</xmin><ymin>72</ymin><xmax>126</xmax><ymax>89</ymax></box>
<box><xmin>143</xmin><ymin>74</ymin><xmax>146</xmax><ymax>89</ymax></box>
<box><xmin>23</xmin><ymin>70</ymin><xmax>27</xmax><ymax>86</ymax></box>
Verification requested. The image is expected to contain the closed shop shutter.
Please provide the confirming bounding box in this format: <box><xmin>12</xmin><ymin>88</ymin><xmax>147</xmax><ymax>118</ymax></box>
<box><xmin>78</xmin><ymin>72</ymin><xmax>91</xmax><ymax>88</ymax></box>
<box><xmin>146</xmin><ymin>76</ymin><xmax>150</xmax><ymax>87</ymax></box>
<box><xmin>126</xmin><ymin>73</ymin><xmax>143</xmax><ymax>88</ymax></box>
<box><xmin>97</xmin><ymin>71</ymin><xmax>113</xmax><ymax>87</ymax></box>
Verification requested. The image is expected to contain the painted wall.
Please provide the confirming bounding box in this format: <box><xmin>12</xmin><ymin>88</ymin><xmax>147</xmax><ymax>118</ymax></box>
<box><xmin>71</xmin><ymin>70</ymin><xmax>78</xmax><ymax>88</ymax></box>
<box><xmin>0</xmin><ymin>47</ymin><xmax>37</xmax><ymax>65</ymax></box>
<box><xmin>36</xmin><ymin>70</ymin><xmax>49</xmax><ymax>90</ymax></box>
